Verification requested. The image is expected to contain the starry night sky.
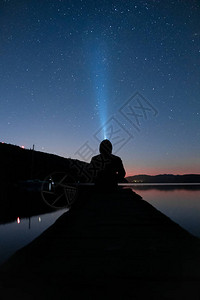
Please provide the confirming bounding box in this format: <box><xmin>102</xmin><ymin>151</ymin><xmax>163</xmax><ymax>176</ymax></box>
<box><xmin>0</xmin><ymin>0</ymin><xmax>199</xmax><ymax>176</ymax></box>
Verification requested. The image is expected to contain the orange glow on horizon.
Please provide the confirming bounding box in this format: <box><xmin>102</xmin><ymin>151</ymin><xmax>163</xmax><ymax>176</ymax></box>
<box><xmin>125</xmin><ymin>167</ymin><xmax>200</xmax><ymax>177</ymax></box>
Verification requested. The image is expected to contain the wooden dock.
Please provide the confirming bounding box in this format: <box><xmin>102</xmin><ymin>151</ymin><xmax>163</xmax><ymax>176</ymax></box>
<box><xmin>0</xmin><ymin>188</ymin><xmax>200</xmax><ymax>299</ymax></box>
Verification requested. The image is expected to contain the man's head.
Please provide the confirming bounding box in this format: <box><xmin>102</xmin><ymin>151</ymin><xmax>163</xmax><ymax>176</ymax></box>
<box><xmin>99</xmin><ymin>139</ymin><xmax>112</xmax><ymax>155</ymax></box>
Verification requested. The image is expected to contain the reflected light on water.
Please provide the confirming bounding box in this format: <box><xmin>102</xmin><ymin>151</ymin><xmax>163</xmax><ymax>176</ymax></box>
<box><xmin>0</xmin><ymin>209</ymin><xmax>67</xmax><ymax>266</ymax></box>
<box><xmin>132</xmin><ymin>187</ymin><xmax>200</xmax><ymax>238</ymax></box>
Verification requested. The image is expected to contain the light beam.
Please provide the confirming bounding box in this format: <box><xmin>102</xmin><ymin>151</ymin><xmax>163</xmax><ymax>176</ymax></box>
<box><xmin>90</xmin><ymin>41</ymin><xmax>109</xmax><ymax>140</ymax></box>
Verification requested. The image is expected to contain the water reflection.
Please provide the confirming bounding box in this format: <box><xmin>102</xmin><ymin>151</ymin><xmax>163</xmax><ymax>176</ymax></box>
<box><xmin>131</xmin><ymin>185</ymin><xmax>200</xmax><ymax>238</ymax></box>
<box><xmin>0</xmin><ymin>186</ymin><xmax>56</xmax><ymax>225</ymax></box>
<box><xmin>0</xmin><ymin>209</ymin><xmax>67</xmax><ymax>265</ymax></box>
<box><xmin>0</xmin><ymin>186</ymin><xmax>68</xmax><ymax>265</ymax></box>
<box><xmin>122</xmin><ymin>183</ymin><xmax>200</xmax><ymax>191</ymax></box>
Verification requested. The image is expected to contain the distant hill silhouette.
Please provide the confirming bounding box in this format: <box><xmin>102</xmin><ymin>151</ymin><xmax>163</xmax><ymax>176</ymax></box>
<box><xmin>126</xmin><ymin>174</ymin><xmax>200</xmax><ymax>183</ymax></box>
<box><xmin>0</xmin><ymin>143</ymin><xmax>89</xmax><ymax>185</ymax></box>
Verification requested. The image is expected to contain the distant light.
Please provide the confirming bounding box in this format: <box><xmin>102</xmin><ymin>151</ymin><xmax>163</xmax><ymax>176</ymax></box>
<box><xmin>21</xmin><ymin>145</ymin><xmax>25</xmax><ymax>149</ymax></box>
<box><xmin>38</xmin><ymin>217</ymin><xmax>41</xmax><ymax>222</ymax></box>
<box><xmin>17</xmin><ymin>217</ymin><xmax>21</xmax><ymax>224</ymax></box>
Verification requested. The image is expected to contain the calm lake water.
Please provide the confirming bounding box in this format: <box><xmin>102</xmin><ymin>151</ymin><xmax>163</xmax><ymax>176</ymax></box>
<box><xmin>0</xmin><ymin>184</ymin><xmax>199</xmax><ymax>266</ymax></box>
<box><xmin>130</xmin><ymin>184</ymin><xmax>200</xmax><ymax>238</ymax></box>
<box><xmin>0</xmin><ymin>209</ymin><xmax>67</xmax><ymax>266</ymax></box>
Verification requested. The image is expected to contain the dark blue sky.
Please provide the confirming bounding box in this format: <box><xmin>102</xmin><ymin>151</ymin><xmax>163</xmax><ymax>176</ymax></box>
<box><xmin>0</xmin><ymin>0</ymin><xmax>199</xmax><ymax>175</ymax></box>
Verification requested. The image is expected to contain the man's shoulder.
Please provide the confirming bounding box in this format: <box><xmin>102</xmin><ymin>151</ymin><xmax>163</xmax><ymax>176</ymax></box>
<box><xmin>91</xmin><ymin>153</ymin><xmax>122</xmax><ymax>162</ymax></box>
<box><xmin>110</xmin><ymin>154</ymin><xmax>122</xmax><ymax>162</ymax></box>
<box><xmin>91</xmin><ymin>154</ymin><xmax>101</xmax><ymax>161</ymax></box>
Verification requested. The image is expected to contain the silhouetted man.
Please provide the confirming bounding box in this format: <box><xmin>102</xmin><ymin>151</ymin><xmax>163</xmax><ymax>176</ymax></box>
<box><xmin>90</xmin><ymin>139</ymin><xmax>126</xmax><ymax>188</ymax></box>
